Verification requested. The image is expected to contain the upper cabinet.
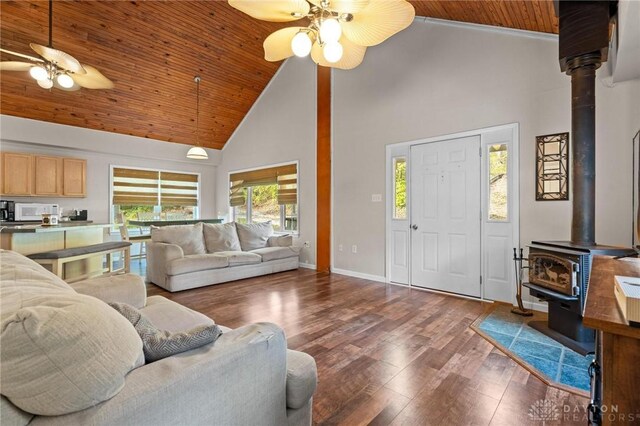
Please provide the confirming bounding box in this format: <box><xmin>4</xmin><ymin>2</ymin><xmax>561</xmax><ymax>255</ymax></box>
<box><xmin>62</xmin><ymin>158</ymin><xmax>86</xmax><ymax>197</ymax></box>
<box><xmin>1</xmin><ymin>152</ymin><xmax>87</xmax><ymax>198</ymax></box>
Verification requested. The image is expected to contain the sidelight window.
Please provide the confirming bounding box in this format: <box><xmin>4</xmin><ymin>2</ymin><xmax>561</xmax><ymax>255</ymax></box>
<box><xmin>393</xmin><ymin>157</ymin><xmax>407</xmax><ymax>220</ymax></box>
<box><xmin>488</xmin><ymin>144</ymin><xmax>508</xmax><ymax>221</ymax></box>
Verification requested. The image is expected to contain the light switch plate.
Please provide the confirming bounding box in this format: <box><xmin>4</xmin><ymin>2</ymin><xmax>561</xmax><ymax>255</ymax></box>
<box><xmin>371</xmin><ymin>194</ymin><xmax>382</xmax><ymax>202</ymax></box>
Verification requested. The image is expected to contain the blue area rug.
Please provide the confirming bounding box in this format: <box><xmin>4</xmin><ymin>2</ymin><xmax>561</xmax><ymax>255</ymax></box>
<box><xmin>476</xmin><ymin>305</ymin><xmax>592</xmax><ymax>392</ymax></box>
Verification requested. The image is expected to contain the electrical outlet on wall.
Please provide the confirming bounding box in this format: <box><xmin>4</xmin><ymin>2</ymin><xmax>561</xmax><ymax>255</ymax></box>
<box><xmin>338</xmin><ymin>244</ymin><xmax>343</xmax><ymax>252</ymax></box>
<box><xmin>303</xmin><ymin>241</ymin><xmax>310</xmax><ymax>248</ymax></box>
<box><xmin>371</xmin><ymin>194</ymin><xmax>382</xmax><ymax>202</ymax></box>
<box><xmin>351</xmin><ymin>245</ymin><xmax>357</xmax><ymax>254</ymax></box>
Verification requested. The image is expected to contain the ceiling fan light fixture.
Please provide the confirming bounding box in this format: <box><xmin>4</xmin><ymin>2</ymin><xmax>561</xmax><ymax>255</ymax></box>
<box><xmin>291</xmin><ymin>31</ymin><xmax>313</xmax><ymax>57</ymax></box>
<box><xmin>29</xmin><ymin>65</ymin><xmax>48</xmax><ymax>81</ymax></box>
<box><xmin>37</xmin><ymin>78</ymin><xmax>54</xmax><ymax>89</ymax></box>
<box><xmin>323</xmin><ymin>41</ymin><xmax>343</xmax><ymax>63</ymax></box>
<box><xmin>186</xmin><ymin>146</ymin><xmax>209</xmax><ymax>160</ymax></box>
<box><xmin>319</xmin><ymin>18</ymin><xmax>342</xmax><ymax>43</ymax></box>
<box><xmin>56</xmin><ymin>73</ymin><xmax>74</xmax><ymax>88</ymax></box>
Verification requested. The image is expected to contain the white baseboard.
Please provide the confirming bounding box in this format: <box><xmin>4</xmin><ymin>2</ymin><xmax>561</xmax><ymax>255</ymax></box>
<box><xmin>330</xmin><ymin>268</ymin><xmax>386</xmax><ymax>283</ymax></box>
<box><xmin>298</xmin><ymin>262</ymin><xmax>316</xmax><ymax>270</ymax></box>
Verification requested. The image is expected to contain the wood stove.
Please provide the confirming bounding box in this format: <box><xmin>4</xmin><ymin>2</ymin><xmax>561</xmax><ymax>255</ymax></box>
<box><xmin>524</xmin><ymin>241</ymin><xmax>634</xmax><ymax>353</ymax></box>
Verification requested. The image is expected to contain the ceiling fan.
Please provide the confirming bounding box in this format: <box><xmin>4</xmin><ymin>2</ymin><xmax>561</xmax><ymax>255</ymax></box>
<box><xmin>229</xmin><ymin>0</ymin><xmax>415</xmax><ymax>70</ymax></box>
<box><xmin>0</xmin><ymin>0</ymin><xmax>113</xmax><ymax>91</ymax></box>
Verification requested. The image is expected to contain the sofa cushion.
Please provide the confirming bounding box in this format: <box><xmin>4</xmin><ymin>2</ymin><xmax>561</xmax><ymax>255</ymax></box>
<box><xmin>109</xmin><ymin>302</ymin><xmax>223</xmax><ymax>363</ymax></box>
<box><xmin>250</xmin><ymin>247</ymin><xmax>299</xmax><ymax>262</ymax></box>
<box><xmin>166</xmin><ymin>254</ymin><xmax>229</xmax><ymax>276</ymax></box>
<box><xmin>0</xmin><ymin>396</ymin><xmax>33</xmax><ymax>426</ymax></box>
<box><xmin>68</xmin><ymin>273</ymin><xmax>147</xmax><ymax>309</ymax></box>
<box><xmin>285</xmin><ymin>350</ymin><xmax>318</xmax><ymax>410</ymax></box>
<box><xmin>151</xmin><ymin>223</ymin><xmax>205</xmax><ymax>255</ymax></box>
<box><xmin>235</xmin><ymin>222</ymin><xmax>274</xmax><ymax>251</ymax></box>
<box><xmin>0</xmin><ymin>293</ymin><xmax>143</xmax><ymax>416</ymax></box>
<box><xmin>141</xmin><ymin>296</ymin><xmax>215</xmax><ymax>331</ymax></box>
<box><xmin>203</xmin><ymin>222</ymin><xmax>242</xmax><ymax>253</ymax></box>
<box><xmin>213</xmin><ymin>251</ymin><xmax>262</xmax><ymax>266</ymax></box>
<box><xmin>268</xmin><ymin>234</ymin><xmax>293</xmax><ymax>247</ymax></box>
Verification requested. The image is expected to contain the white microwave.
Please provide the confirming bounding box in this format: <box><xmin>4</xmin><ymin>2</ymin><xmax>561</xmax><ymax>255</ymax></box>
<box><xmin>15</xmin><ymin>203</ymin><xmax>60</xmax><ymax>221</ymax></box>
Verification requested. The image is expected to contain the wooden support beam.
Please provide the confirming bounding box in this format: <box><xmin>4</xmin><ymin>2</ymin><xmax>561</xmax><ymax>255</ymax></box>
<box><xmin>317</xmin><ymin>66</ymin><xmax>331</xmax><ymax>272</ymax></box>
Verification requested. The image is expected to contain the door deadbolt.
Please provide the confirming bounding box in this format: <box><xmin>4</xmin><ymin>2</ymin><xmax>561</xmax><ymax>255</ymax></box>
<box><xmin>411</xmin><ymin>224</ymin><xmax>418</xmax><ymax>230</ymax></box>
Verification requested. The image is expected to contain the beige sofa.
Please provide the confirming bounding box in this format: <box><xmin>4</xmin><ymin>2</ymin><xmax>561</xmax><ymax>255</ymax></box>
<box><xmin>0</xmin><ymin>250</ymin><xmax>317</xmax><ymax>426</ymax></box>
<box><xmin>146</xmin><ymin>222</ymin><xmax>300</xmax><ymax>292</ymax></box>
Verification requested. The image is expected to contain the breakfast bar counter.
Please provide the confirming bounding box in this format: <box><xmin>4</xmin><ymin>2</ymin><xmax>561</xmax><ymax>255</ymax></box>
<box><xmin>1</xmin><ymin>223</ymin><xmax>111</xmax><ymax>279</ymax></box>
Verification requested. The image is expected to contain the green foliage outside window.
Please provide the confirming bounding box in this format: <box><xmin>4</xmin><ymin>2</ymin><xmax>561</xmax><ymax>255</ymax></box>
<box><xmin>394</xmin><ymin>159</ymin><xmax>407</xmax><ymax>219</ymax></box>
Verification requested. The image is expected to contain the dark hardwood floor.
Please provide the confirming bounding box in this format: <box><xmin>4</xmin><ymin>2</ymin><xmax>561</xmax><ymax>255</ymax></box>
<box><xmin>146</xmin><ymin>269</ymin><xmax>588</xmax><ymax>425</ymax></box>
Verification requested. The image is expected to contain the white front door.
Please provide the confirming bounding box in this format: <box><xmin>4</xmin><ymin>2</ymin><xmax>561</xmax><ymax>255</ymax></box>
<box><xmin>410</xmin><ymin>136</ymin><xmax>481</xmax><ymax>297</ymax></box>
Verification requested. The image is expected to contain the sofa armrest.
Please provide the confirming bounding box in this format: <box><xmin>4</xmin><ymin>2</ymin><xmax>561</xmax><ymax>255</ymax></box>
<box><xmin>68</xmin><ymin>273</ymin><xmax>147</xmax><ymax>309</ymax></box>
<box><xmin>268</xmin><ymin>234</ymin><xmax>293</xmax><ymax>247</ymax></box>
<box><xmin>285</xmin><ymin>350</ymin><xmax>317</xmax><ymax>409</ymax></box>
<box><xmin>146</xmin><ymin>242</ymin><xmax>184</xmax><ymax>285</ymax></box>
<box><xmin>31</xmin><ymin>323</ymin><xmax>289</xmax><ymax>426</ymax></box>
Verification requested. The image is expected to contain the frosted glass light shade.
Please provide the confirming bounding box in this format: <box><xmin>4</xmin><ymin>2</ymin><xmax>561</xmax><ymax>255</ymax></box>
<box><xmin>291</xmin><ymin>32</ymin><xmax>312</xmax><ymax>57</ymax></box>
<box><xmin>29</xmin><ymin>66</ymin><xmax>48</xmax><ymax>81</ymax></box>
<box><xmin>186</xmin><ymin>146</ymin><xmax>209</xmax><ymax>160</ymax></box>
<box><xmin>319</xmin><ymin>19</ymin><xmax>342</xmax><ymax>43</ymax></box>
<box><xmin>56</xmin><ymin>74</ymin><xmax>75</xmax><ymax>88</ymax></box>
<box><xmin>37</xmin><ymin>78</ymin><xmax>54</xmax><ymax>89</ymax></box>
<box><xmin>323</xmin><ymin>41</ymin><xmax>343</xmax><ymax>63</ymax></box>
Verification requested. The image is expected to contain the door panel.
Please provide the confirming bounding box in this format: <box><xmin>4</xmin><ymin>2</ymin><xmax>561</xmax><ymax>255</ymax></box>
<box><xmin>410</xmin><ymin>136</ymin><xmax>481</xmax><ymax>297</ymax></box>
<box><xmin>388</xmin><ymin>148</ymin><xmax>410</xmax><ymax>284</ymax></box>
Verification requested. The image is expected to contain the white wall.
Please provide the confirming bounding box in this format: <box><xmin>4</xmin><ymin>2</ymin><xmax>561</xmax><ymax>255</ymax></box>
<box><xmin>330</xmin><ymin>18</ymin><xmax>639</xmax><ymax>286</ymax></box>
<box><xmin>215</xmin><ymin>59</ymin><xmax>317</xmax><ymax>266</ymax></box>
<box><xmin>0</xmin><ymin>115</ymin><xmax>220</xmax><ymax>224</ymax></box>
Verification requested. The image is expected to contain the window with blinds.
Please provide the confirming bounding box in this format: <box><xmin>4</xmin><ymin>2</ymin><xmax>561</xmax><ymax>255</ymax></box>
<box><xmin>229</xmin><ymin>163</ymin><xmax>298</xmax><ymax>233</ymax></box>
<box><xmin>111</xmin><ymin>167</ymin><xmax>199</xmax><ymax>227</ymax></box>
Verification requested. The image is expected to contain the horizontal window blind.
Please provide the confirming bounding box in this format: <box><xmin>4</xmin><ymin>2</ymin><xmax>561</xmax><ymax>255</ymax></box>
<box><xmin>112</xmin><ymin>168</ymin><xmax>159</xmax><ymax>205</ymax></box>
<box><xmin>160</xmin><ymin>172</ymin><xmax>199</xmax><ymax>206</ymax></box>
<box><xmin>229</xmin><ymin>164</ymin><xmax>297</xmax><ymax>206</ymax></box>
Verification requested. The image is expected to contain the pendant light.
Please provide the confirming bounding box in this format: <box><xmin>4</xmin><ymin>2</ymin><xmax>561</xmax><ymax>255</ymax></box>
<box><xmin>186</xmin><ymin>75</ymin><xmax>209</xmax><ymax>160</ymax></box>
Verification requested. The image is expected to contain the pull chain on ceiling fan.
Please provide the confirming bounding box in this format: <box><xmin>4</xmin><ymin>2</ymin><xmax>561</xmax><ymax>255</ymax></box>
<box><xmin>0</xmin><ymin>0</ymin><xmax>113</xmax><ymax>91</ymax></box>
<box><xmin>229</xmin><ymin>0</ymin><xmax>415</xmax><ymax>69</ymax></box>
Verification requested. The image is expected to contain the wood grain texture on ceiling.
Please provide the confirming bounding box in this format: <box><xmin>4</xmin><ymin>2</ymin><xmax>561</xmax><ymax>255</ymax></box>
<box><xmin>0</xmin><ymin>1</ymin><xmax>557</xmax><ymax>150</ymax></box>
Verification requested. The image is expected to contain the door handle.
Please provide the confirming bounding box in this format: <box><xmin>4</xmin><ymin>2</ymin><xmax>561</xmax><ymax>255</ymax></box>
<box><xmin>411</xmin><ymin>224</ymin><xmax>418</xmax><ymax>230</ymax></box>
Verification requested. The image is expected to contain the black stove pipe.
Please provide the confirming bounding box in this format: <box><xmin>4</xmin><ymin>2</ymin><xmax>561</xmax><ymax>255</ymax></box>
<box><xmin>566</xmin><ymin>53</ymin><xmax>602</xmax><ymax>246</ymax></box>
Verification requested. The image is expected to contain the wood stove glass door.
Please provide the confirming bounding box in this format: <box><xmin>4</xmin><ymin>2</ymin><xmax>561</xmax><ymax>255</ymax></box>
<box><xmin>410</xmin><ymin>136</ymin><xmax>482</xmax><ymax>297</ymax></box>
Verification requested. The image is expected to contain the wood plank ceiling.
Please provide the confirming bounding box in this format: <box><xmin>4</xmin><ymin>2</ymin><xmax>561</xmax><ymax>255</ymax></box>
<box><xmin>0</xmin><ymin>1</ymin><xmax>557</xmax><ymax>150</ymax></box>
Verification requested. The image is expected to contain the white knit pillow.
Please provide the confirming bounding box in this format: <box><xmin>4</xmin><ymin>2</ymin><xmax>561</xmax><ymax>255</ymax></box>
<box><xmin>0</xmin><ymin>293</ymin><xmax>143</xmax><ymax>415</ymax></box>
<box><xmin>151</xmin><ymin>223</ymin><xmax>206</xmax><ymax>255</ymax></box>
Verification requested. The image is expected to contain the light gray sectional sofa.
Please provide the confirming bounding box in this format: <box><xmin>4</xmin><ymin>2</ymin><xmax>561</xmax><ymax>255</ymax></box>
<box><xmin>0</xmin><ymin>250</ymin><xmax>317</xmax><ymax>426</ymax></box>
<box><xmin>146</xmin><ymin>222</ymin><xmax>300</xmax><ymax>292</ymax></box>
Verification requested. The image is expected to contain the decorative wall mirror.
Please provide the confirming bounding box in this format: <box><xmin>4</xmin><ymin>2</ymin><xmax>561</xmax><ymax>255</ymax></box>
<box><xmin>536</xmin><ymin>132</ymin><xmax>569</xmax><ymax>201</ymax></box>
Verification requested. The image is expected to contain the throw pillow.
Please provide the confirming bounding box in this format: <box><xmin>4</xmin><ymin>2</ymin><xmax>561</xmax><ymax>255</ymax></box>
<box><xmin>0</xmin><ymin>294</ymin><xmax>143</xmax><ymax>416</ymax></box>
<box><xmin>203</xmin><ymin>222</ymin><xmax>242</xmax><ymax>253</ymax></box>
<box><xmin>150</xmin><ymin>223</ymin><xmax>206</xmax><ymax>255</ymax></box>
<box><xmin>109</xmin><ymin>302</ymin><xmax>222</xmax><ymax>363</ymax></box>
<box><xmin>235</xmin><ymin>221</ymin><xmax>274</xmax><ymax>251</ymax></box>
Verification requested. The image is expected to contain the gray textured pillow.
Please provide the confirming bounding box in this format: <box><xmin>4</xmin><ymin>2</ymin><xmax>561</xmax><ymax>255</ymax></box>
<box><xmin>150</xmin><ymin>223</ymin><xmax>205</xmax><ymax>255</ymax></box>
<box><xmin>235</xmin><ymin>221</ymin><xmax>274</xmax><ymax>251</ymax></box>
<box><xmin>109</xmin><ymin>303</ymin><xmax>222</xmax><ymax>363</ymax></box>
<box><xmin>203</xmin><ymin>222</ymin><xmax>242</xmax><ymax>253</ymax></box>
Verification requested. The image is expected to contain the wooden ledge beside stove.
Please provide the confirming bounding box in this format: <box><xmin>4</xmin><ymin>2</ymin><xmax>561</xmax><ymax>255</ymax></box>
<box><xmin>583</xmin><ymin>256</ymin><xmax>640</xmax><ymax>425</ymax></box>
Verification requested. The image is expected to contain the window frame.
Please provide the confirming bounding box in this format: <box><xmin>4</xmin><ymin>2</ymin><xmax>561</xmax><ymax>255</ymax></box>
<box><xmin>109</xmin><ymin>164</ymin><xmax>201</xmax><ymax>233</ymax></box>
<box><xmin>392</xmin><ymin>156</ymin><xmax>407</xmax><ymax>221</ymax></box>
<box><xmin>228</xmin><ymin>161</ymin><xmax>299</xmax><ymax>235</ymax></box>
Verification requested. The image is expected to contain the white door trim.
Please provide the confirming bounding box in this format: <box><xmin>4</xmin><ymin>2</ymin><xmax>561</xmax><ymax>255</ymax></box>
<box><xmin>385</xmin><ymin>123</ymin><xmax>520</xmax><ymax>304</ymax></box>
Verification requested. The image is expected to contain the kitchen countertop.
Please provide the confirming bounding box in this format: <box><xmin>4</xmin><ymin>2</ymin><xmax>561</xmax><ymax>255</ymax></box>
<box><xmin>0</xmin><ymin>222</ymin><xmax>110</xmax><ymax>233</ymax></box>
<box><xmin>1</xmin><ymin>220</ymin><xmax>93</xmax><ymax>226</ymax></box>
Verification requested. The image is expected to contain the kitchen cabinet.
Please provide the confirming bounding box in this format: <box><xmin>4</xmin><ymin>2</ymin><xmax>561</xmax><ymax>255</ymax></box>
<box><xmin>0</xmin><ymin>152</ymin><xmax>86</xmax><ymax>198</ymax></box>
<box><xmin>2</xmin><ymin>152</ymin><xmax>33</xmax><ymax>196</ymax></box>
<box><xmin>34</xmin><ymin>156</ymin><xmax>63</xmax><ymax>196</ymax></box>
<box><xmin>62</xmin><ymin>158</ymin><xmax>86</xmax><ymax>197</ymax></box>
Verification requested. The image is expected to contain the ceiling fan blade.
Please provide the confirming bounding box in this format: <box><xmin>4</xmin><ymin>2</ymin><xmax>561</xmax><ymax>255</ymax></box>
<box><xmin>30</xmin><ymin>43</ymin><xmax>86</xmax><ymax>75</ymax></box>
<box><xmin>308</xmin><ymin>0</ymin><xmax>370</xmax><ymax>14</ymax></box>
<box><xmin>70</xmin><ymin>64</ymin><xmax>114</xmax><ymax>89</ymax></box>
<box><xmin>0</xmin><ymin>61</ymin><xmax>34</xmax><ymax>71</ymax></box>
<box><xmin>342</xmin><ymin>0</ymin><xmax>414</xmax><ymax>46</ymax></box>
<box><xmin>311</xmin><ymin>35</ymin><xmax>366</xmax><ymax>70</ymax></box>
<box><xmin>228</xmin><ymin>0</ymin><xmax>310</xmax><ymax>22</ymax></box>
<box><xmin>0</xmin><ymin>48</ymin><xmax>45</xmax><ymax>63</ymax></box>
<box><xmin>263</xmin><ymin>27</ymin><xmax>307</xmax><ymax>61</ymax></box>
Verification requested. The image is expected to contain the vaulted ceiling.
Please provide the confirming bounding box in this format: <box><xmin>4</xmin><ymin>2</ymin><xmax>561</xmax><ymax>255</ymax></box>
<box><xmin>0</xmin><ymin>1</ymin><xmax>557</xmax><ymax>150</ymax></box>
